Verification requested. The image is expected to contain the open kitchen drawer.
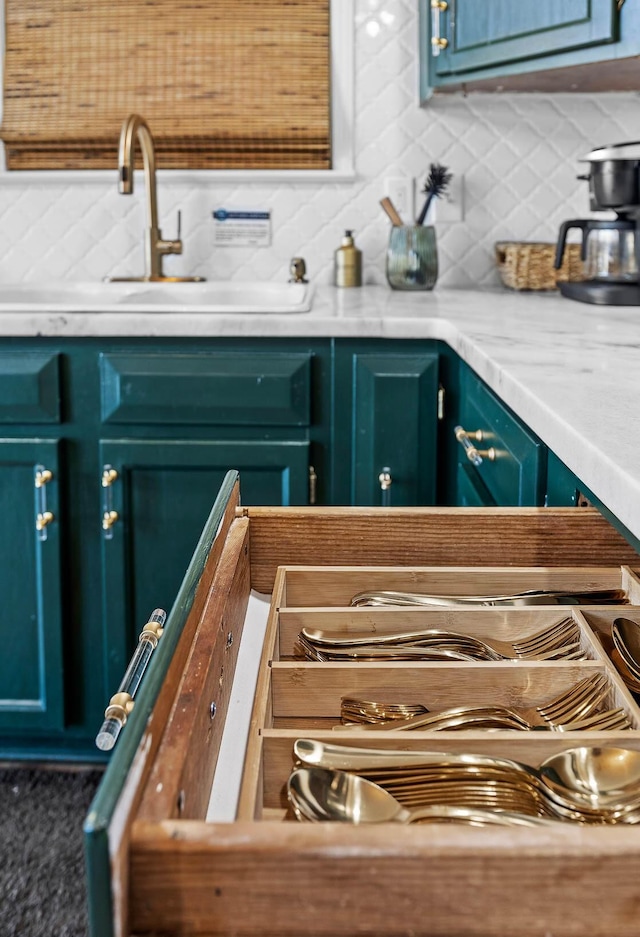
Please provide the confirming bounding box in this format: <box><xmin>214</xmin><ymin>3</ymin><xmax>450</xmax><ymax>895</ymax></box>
<box><xmin>85</xmin><ymin>471</ymin><xmax>640</xmax><ymax>937</ymax></box>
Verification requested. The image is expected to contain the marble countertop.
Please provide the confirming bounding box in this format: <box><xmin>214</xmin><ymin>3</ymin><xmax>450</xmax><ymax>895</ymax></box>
<box><xmin>3</xmin><ymin>283</ymin><xmax>640</xmax><ymax>545</ymax></box>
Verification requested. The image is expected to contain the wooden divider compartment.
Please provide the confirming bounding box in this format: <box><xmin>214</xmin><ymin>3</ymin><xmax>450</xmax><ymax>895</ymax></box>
<box><xmin>238</xmin><ymin>565</ymin><xmax>640</xmax><ymax>821</ymax></box>
<box><xmin>116</xmin><ymin>501</ymin><xmax>640</xmax><ymax>937</ymax></box>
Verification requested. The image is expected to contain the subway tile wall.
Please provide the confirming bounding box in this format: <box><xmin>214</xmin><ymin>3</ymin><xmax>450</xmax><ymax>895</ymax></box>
<box><xmin>0</xmin><ymin>0</ymin><xmax>638</xmax><ymax>289</ymax></box>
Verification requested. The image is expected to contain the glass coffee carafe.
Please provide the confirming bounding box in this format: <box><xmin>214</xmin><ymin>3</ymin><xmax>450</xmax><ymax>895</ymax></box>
<box><xmin>555</xmin><ymin>217</ymin><xmax>640</xmax><ymax>304</ymax></box>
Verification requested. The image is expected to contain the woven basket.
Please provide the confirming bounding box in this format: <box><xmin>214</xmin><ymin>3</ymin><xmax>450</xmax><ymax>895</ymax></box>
<box><xmin>495</xmin><ymin>241</ymin><xmax>584</xmax><ymax>291</ymax></box>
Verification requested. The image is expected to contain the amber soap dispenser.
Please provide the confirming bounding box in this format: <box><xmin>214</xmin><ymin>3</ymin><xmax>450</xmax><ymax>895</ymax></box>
<box><xmin>334</xmin><ymin>230</ymin><xmax>362</xmax><ymax>287</ymax></box>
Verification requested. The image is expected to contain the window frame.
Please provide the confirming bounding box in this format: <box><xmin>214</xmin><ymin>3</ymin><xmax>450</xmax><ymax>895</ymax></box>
<box><xmin>0</xmin><ymin>0</ymin><xmax>354</xmax><ymax>183</ymax></box>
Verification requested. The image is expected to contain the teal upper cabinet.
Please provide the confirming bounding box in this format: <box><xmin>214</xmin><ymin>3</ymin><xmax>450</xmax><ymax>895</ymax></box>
<box><xmin>421</xmin><ymin>0</ymin><xmax>637</xmax><ymax>96</ymax></box>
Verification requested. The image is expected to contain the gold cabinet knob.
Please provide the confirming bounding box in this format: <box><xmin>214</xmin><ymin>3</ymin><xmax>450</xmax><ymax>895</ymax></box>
<box><xmin>378</xmin><ymin>470</ymin><xmax>393</xmax><ymax>491</ymax></box>
<box><xmin>35</xmin><ymin>468</ymin><xmax>53</xmax><ymax>488</ymax></box>
<box><xmin>102</xmin><ymin>468</ymin><xmax>119</xmax><ymax>487</ymax></box>
<box><xmin>36</xmin><ymin>510</ymin><xmax>55</xmax><ymax>530</ymax></box>
<box><xmin>103</xmin><ymin>510</ymin><xmax>119</xmax><ymax>530</ymax></box>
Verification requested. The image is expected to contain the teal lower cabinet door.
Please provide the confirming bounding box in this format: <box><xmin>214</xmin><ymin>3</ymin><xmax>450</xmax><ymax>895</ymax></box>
<box><xmin>456</xmin><ymin>463</ymin><xmax>497</xmax><ymax>507</ymax></box>
<box><xmin>349</xmin><ymin>352</ymin><xmax>439</xmax><ymax>506</ymax></box>
<box><xmin>98</xmin><ymin>438</ymin><xmax>309</xmax><ymax>691</ymax></box>
<box><xmin>0</xmin><ymin>439</ymin><xmax>64</xmax><ymax>732</ymax></box>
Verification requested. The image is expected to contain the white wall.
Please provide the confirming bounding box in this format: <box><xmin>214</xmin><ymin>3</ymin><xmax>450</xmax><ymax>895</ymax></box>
<box><xmin>0</xmin><ymin>0</ymin><xmax>638</xmax><ymax>289</ymax></box>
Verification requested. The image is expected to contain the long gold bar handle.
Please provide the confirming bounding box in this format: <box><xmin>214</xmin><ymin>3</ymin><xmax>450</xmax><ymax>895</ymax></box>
<box><xmin>95</xmin><ymin>608</ymin><xmax>167</xmax><ymax>751</ymax></box>
<box><xmin>34</xmin><ymin>464</ymin><xmax>55</xmax><ymax>541</ymax></box>
<box><xmin>454</xmin><ymin>425</ymin><xmax>496</xmax><ymax>466</ymax></box>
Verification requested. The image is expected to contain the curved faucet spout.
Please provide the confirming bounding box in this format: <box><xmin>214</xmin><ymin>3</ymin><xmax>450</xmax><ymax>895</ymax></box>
<box><xmin>118</xmin><ymin>114</ymin><xmax>159</xmax><ymax>232</ymax></box>
<box><xmin>114</xmin><ymin>113</ymin><xmax>191</xmax><ymax>281</ymax></box>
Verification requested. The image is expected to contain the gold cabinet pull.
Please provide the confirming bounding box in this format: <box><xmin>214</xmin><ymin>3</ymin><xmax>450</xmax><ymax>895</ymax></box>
<box><xmin>431</xmin><ymin>0</ymin><xmax>449</xmax><ymax>55</ymax></box>
<box><xmin>379</xmin><ymin>469</ymin><xmax>393</xmax><ymax>491</ymax></box>
<box><xmin>34</xmin><ymin>464</ymin><xmax>55</xmax><ymax>540</ymax></box>
<box><xmin>379</xmin><ymin>468</ymin><xmax>393</xmax><ymax>507</ymax></box>
<box><xmin>96</xmin><ymin>608</ymin><xmax>167</xmax><ymax>751</ymax></box>
<box><xmin>101</xmin><ymin>464</ymin><xmax>120</xmax><ymax>538</ymax></box>
<box><xmin>454</xmin><ymin>425</ymin><xmax>496</xmax><ymax>466</ymax></box>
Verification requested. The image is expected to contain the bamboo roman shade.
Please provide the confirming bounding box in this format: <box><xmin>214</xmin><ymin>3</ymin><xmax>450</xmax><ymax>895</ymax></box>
<box><xmin>1</xmin><ymin>0</ymin><xmax>331</xmax><ymax>171</ymax></box>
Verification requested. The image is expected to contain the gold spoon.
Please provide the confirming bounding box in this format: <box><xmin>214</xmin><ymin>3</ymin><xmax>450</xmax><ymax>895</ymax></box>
<box><xmin>612</xmin><ymin>617</ymin><xmax>640</xmax><ymax>681</ymax></box>
<box><xmin>539</xmin><ymin>746</ymin><xmax>640</xmax><ymax>810</ymax></box>
<box><xmin>287</xmin><ymin>766</ymin><xmax>555</xmax><ymax>827</ymax></box>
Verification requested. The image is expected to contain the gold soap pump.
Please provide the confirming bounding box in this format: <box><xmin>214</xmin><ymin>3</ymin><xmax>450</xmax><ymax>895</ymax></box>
<box><xmin>334</xmin><ymin>230</ymin><xmax>363</xmax><ymax>288</ymax></box>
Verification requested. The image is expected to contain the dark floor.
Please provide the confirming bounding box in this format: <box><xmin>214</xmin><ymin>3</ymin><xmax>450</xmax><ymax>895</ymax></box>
<box><xmin>0</xmin><ymin>766</ymin><xmax>103</xmax><ymax>937</ymax></box>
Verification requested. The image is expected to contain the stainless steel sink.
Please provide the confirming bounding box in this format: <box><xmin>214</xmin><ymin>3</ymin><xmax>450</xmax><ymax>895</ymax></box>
<box><xmin>0</xmin><ymin>280</ymin><xmax>313</xmax><ymax>313</ymax></box>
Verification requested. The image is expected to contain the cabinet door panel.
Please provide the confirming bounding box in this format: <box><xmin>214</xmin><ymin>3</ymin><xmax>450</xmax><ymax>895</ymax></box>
<box><xmin>100</xmin><ymin>352</ymin><xmax>311</xmax><ymax>426</ymax></box>
<box><xmin>99</xmin><ymin>439</ymin><xmax>308</xmax><ymax>691</ymax></box>
<box><xmin>433</xmin><ymin>0</ymin><xmax>616</xmax><ymax>77</ymax></box>
<box><xmin>458</xmin><ymin>369</ymin><xmax>544</xmax><ymax>506</ymax></box>
<box><xmin>0</xmin><ymin>439</ymin><xmax>64</xmax><ymax>731</ymax></box>
<box><xmin>351</xmin><ymin>354</ymin><xmax>439</xmax><ymax>506</ymax></box>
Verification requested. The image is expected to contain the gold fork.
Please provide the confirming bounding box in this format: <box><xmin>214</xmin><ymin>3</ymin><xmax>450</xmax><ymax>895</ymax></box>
<box><xmin>337</xmin><ymin>673</ymin><xmax>615</xmax><ymax>731</ymax></box>
<box><xmin>300</xmin><ymin>616</ymin><xmax>584</xmax><ymax>661</ymax></box>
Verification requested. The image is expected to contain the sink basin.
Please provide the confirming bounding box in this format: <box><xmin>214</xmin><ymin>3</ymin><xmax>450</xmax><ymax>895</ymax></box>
<box><xmin>0</xmin><ymin>280</ymin><xmax>313</xmax><ymax>313</ymax></box>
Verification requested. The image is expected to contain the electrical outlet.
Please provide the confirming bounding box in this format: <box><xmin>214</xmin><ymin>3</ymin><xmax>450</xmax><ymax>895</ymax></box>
<box><xmin>384</xmin><ymin>177</ymin><xmax>414</xmax><ymax>225</ymax></box>
<box><xmin>434</xmin><ymin>174</ymin><xmax>465</xmax><ymax>223</ymax></box>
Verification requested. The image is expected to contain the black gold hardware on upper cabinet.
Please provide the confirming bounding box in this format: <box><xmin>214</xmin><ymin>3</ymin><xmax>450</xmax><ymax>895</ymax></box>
<box><xmin>431</xmin><ymin>0</ymin><xmax>449</xmax><ymax>53</ymax></box>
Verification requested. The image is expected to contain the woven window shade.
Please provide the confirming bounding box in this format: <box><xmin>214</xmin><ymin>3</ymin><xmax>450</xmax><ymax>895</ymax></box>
<box><xmin>1</xmin><ymin>0</ymin><xmax>331</xmax><ymax>171</ymax></box>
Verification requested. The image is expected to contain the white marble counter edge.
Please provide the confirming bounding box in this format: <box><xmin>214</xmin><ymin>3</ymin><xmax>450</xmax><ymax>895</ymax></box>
<box><xmin>3</xmin><ymin>285</ymin><xmax>640</xmax><ymax>546</ymax></box>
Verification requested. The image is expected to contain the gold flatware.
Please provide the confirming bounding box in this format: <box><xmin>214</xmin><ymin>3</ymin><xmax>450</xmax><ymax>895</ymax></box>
<box><xmin>288</xmin><ymin>766</ymin><xmax>556</xmax><ymax>827</ymax></box>
<box><xmin>337</xmin><ymin>673</ymin><xmax>613</xmax><ymax>731</ymax></box>
<box><xmin>301</xmin><ymin>616</ymin><xmax>581</xmax><ymax>662</ymax></box>
<box><xmin>292</xmin><ymin>740</ymin><xmax>640</xmax><ymax>823</ymax></box>
<box><xmin>298</xmin><ymin>619</ymin><xmax>586</xmax><ymax>663</ymax></box>
<box><xmin>350</xmin><ymin>588</ymin><xmax>627</xmax><ymax>608</ymax></box>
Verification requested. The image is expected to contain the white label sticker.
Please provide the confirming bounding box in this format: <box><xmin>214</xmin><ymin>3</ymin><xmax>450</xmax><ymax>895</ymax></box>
<box><xmin>212</xmin><ymin>209</ymin><xmax>271</xmax><ymax>247</ymax></box>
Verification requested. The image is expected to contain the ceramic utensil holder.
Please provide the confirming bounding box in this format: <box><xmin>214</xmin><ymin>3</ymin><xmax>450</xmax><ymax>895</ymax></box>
<box><xmin>386</xmin><ymin>225</ymin><xmax>438</xmax><ymax>291</ymax></box>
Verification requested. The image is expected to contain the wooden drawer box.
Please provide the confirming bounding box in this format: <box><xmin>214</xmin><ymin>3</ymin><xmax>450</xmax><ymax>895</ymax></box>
<box><xmin>85</xmin><ymin>475</ymin><xmax>640</xmax><ymax>937</ymax></box>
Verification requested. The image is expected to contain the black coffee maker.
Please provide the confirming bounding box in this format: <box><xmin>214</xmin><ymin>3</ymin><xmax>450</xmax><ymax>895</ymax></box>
<box><xmin>555</xmin><ymin>141</ymin><xmax>640</xmax><ymax>305</ymax></box>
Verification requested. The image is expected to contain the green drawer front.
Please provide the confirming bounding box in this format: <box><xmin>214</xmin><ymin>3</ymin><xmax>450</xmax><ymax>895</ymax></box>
<box><xmin>100</xmin><ymin>352</ymin><xmax>312</xmax><ymax>426</ymax></box>
<box><xmin>458</xmin><ymin>369</ymin><xmax>544</xmax><ymax>506</ymax></box>
<box><xmin>0</xmin><ymin>353</ymin><xmax>61</xmax><ymax>423</ymax></box>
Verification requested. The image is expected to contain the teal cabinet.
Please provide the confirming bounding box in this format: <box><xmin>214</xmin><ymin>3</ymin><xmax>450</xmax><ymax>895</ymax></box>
<box><xmin>454</xmin><ymin>364</ymin><xmax>545</xmax><ymax>507</ymax></box>
<box><xmin>99</xmin><ymin>437</ymin><xmax>309</xmax><ymax>693</ymax></box>
<box><xmin>0</xmin><ymin>335</ymin><xmax>591</xmax><ymax>762</ymax></box>
<box><xmin>0</xmin><ymin>438</ymin><xmax>64</xmax><ymax>731</ymax></box>
<box><xmin>420</xmin><ymin>0</ymin><xmax>638</xmax><ymax>96</ymax></box>
<box><xmin>0</xmin><ymin>338</ymin><xmax>321</xmax><ymax>762</ymax></box>
<box><xmin>546</xmin><ymin>450</ymin><xmax>580</xmax><ymax>508</ymax></box>
<box><xmin>333</xmin><ymin>343</ymin><xmax>440</xmax><ymax>506</ymax></box>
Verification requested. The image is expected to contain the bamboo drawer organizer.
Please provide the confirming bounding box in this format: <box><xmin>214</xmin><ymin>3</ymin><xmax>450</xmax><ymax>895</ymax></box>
<box><xmin>239</xmin><ymin>564</ymin><xmax>640</xmax><ymax>820</ymax></box>
<box><xmin>101</xmin><ymin>487</ymin><xmax>640</xmax><ymax>937</ymax></box>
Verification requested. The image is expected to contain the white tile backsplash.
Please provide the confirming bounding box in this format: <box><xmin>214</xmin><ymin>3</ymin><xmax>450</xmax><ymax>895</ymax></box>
<box><xmin>0</xmin><ymin>0</ymin><xmax>638</xmax><ymax>289</ymax></box>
